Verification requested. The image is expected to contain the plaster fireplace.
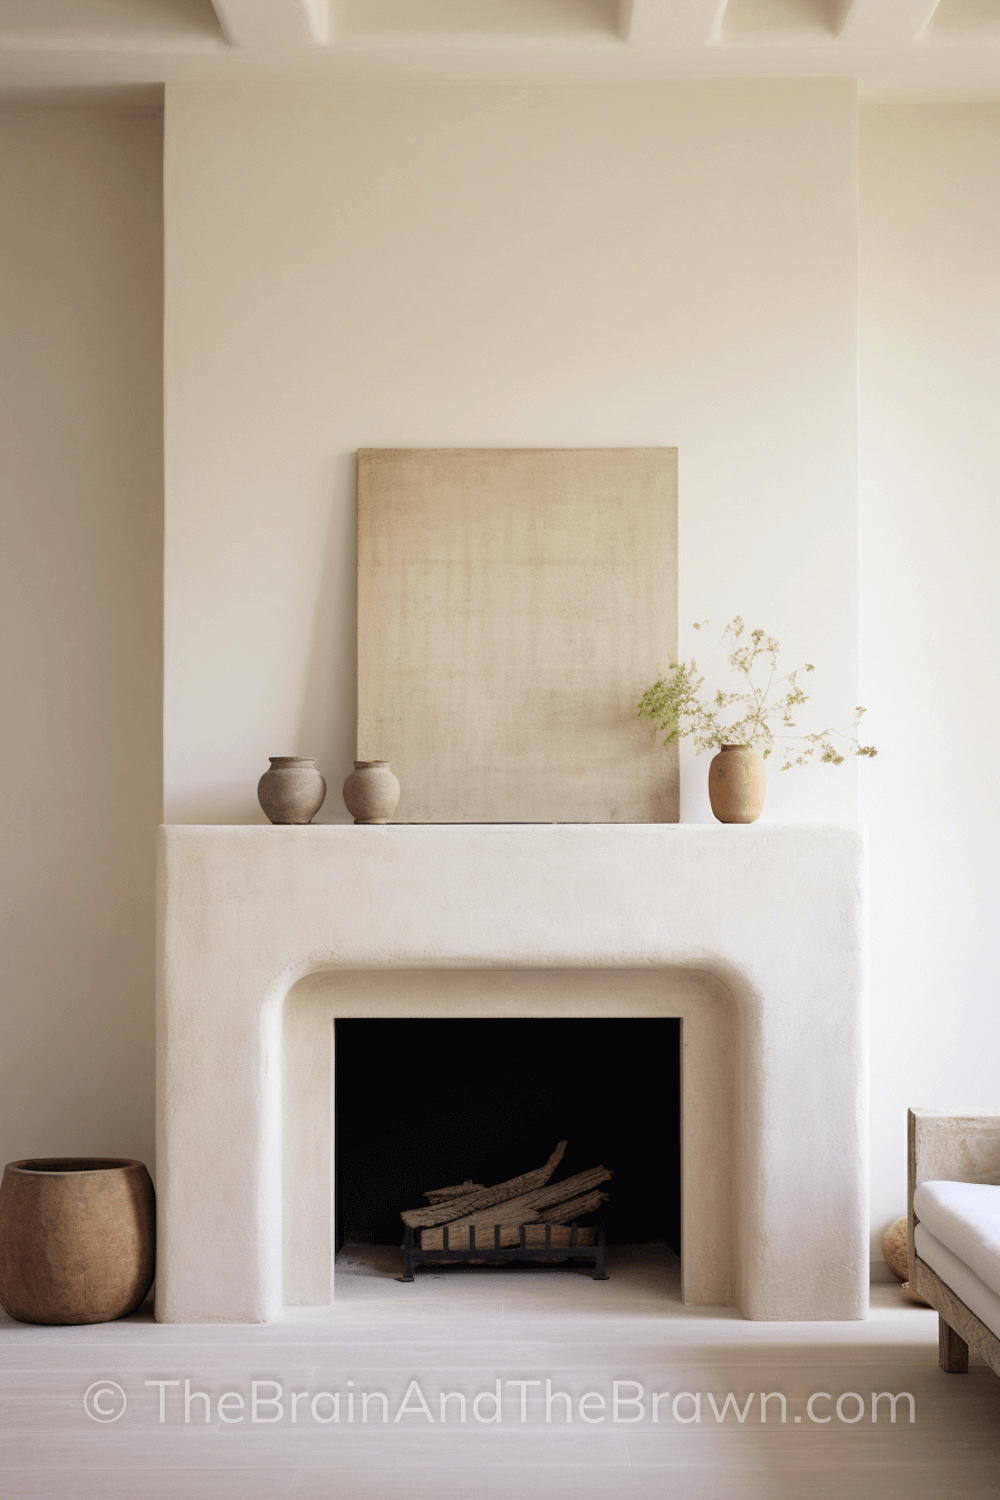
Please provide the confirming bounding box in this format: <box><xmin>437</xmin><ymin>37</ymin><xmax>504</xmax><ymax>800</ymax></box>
<box><xmin>157</xmin><ymin>821</ymin><xmax>867</xmax><ymax>1324</ymax></box>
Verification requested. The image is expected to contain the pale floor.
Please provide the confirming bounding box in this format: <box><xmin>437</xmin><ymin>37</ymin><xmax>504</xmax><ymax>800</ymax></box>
<box><xmin>2</xmin><ymin>1246</ymin><xmax>998</xmax><ymax>1499</ymax></box>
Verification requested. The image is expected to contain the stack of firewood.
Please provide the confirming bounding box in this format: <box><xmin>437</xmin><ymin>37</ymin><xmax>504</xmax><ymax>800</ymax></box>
<box><xmin>401</xmin><ymin>1142</ymin><xmax>611</xmax><ymax>1250</ymax></box>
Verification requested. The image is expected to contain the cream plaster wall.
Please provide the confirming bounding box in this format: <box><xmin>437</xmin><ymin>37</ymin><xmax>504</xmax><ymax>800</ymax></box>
<box><xmin>859</xmin><ymin>104</ymin><xmax>1000</xmax><ymax>1267</ymax></box>
<box><xmin>0</xmin><ymin>108</ymin><xmax>163</xmax><ymax>1178</ymax></box>
<box><xmin>12</xmin><ymin>89</ymin><xmax>997</xmax><ymax>1294</ymax></box>
<box><xmin>163</xmin><ymin>80</ymin><xmax>861</xmax><ymax>827</ymax></box>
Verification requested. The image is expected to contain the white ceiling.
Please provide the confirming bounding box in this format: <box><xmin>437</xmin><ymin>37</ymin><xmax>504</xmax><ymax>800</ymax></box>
<box><xmin>0</xmin><ymin>0</ymin><xmax>998</xmax><ymax>101</ymax></box>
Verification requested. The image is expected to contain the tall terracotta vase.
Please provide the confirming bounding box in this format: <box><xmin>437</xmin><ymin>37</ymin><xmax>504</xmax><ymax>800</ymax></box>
<box><xmin>0</xmin><ymin>1158</ymin><xmax>155</xmax><ymax>1325</ymax></box>
<box><xmin>707</xmin><ymin>743</ymin><xmax>766</xmax><ymax>824</ymax></box>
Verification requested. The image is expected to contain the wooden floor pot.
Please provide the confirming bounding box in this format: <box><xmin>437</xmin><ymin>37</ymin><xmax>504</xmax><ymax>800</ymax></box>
<box><xmin>0</xmin><ymin>1158</ymin><xmax>155</xmax><ymax>1325</ymax></box>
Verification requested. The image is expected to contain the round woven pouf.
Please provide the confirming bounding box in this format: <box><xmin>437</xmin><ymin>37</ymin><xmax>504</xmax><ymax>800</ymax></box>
<box><xmin>0</xmin><ymin>1158</ymin><xmax>154</xmax><ymax>1325</ymax></box>
<box><xmin>881</xmin><ymin>1213</ymin><xmax>930</xmax><ymax>1305</ymax></box>
<box><xmin>881</xmin><ymin>1215</ymin><xmax>909</xmax><ymax>1281</ymax></box>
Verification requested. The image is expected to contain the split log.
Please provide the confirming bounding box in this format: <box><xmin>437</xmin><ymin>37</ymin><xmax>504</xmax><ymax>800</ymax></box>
<box><xmin>527</xmin><ymin>1165</ymin><xmax>611</xmax><ymax>1213</ymax></box>
<box><xmin>423</xmin><ymin>1181</ymin><xmax>485</xmax><ymax>1203</ymax></box>
<box><xmin>401</xmin><ymin>1141</ymin><xmax>568</xmax><ymax>1228</ymax></box>
<box><xmin>538</xmin><ymin>1189</ymin><xmax>608</xmax><ymax>1224</ymax></box>
<box><xmin>411</xmin><ymin>1166</ymin><xmax>612</xmax><ymax>1239</ymax></box>
<box><xmin>421</xmin><ymin>1222</ymin><xmax>597</xmax><ymax>1251</ymax></box>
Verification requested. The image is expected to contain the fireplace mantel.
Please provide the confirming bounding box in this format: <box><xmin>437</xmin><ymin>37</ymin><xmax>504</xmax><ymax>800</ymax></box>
<box><xmin>157</xmin><ymin>823</ymin><xmax>867</xmax><ymax>1323</ymax></box>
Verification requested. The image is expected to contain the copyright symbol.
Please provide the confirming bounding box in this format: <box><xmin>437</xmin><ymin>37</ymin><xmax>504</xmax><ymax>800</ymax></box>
<box><xmin>83</xmin><ymin>1381</ymin><xmax>127</xmax><ymax>1422</ymax></box>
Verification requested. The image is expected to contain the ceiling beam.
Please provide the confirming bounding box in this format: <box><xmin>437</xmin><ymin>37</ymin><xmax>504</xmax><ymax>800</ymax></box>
<box><xmin>211</xmin><ymin>0</ymin><xmax>330</xmax><ymax>49</ymax></box>
<box><xmin>835</xmin><ymin>0</ymin><xmax>942</xmax><ymax>42</ymax></box>
<box><xmin>620</xmin><ymin>0</ymin><xmax>731</xmax><ymax>46</ymax></box>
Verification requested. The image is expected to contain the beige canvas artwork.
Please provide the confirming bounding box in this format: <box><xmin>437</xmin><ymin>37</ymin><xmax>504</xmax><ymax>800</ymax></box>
<box><xmin>356</xmin><ymin>447</ymin><xmax>678</xmax><ymax>823</ymax></box>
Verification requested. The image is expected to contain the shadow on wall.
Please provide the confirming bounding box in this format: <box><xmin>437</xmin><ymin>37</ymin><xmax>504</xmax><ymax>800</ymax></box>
<box><xmin>0</xmin><ymin>107</ymin><xmax>164</xmax><ymax>1178</ymax></box>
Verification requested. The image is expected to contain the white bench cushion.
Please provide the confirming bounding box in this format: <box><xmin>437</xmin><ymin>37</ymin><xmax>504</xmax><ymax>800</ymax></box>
<box><xmin>913</xmin><ymin>1180</ymin><xmax>1000</xmax><ymax>1301</ymax></box>
<box><xmin>914</xmin><ymin>1222</ymin><xmax>1000</xmax><ymax>1340</ymax></box>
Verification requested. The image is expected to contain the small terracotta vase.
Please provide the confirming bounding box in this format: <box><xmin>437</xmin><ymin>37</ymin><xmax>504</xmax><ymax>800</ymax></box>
<box><xmin>0</xmin><ymin>1158</ymin><xmax>155</xmax><ymax>1325</ymax></box>
<box><xmin>707</xmin><ymin>744</ymin><xmax>766</xmax><ymax>824</ymax></box>
<box><xmin>257</xmin><ymin>757</ymin><xmax>326</xmax><ymax>825</ymax></box>
<box><xmin>342</xmin><ymin>760</ymin><xmax>400</xmax><ymax>824</ymax></box>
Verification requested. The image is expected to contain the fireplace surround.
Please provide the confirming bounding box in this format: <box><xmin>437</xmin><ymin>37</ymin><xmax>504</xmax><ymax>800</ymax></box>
<box><xmin>285</xmin><ymin>970</ymin><xmax>713</xmax><ymax>1308</ymax></box>
<box><xmin>157</xmin><ymin>822</ymin><xmax>867</xmax><ymax>1323</ymax></box>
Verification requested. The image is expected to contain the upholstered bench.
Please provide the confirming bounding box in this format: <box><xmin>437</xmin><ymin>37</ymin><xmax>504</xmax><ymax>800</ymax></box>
<box><xmin>908</xmin><ymin>1108</ymin><xmax>1000</xmax><ymax>1376</ymax></box>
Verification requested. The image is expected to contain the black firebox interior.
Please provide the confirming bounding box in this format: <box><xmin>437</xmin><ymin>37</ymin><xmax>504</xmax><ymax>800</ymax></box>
<box><xmin>334</xmin><ymin>1018</ymin><xmax>680</xmax><ymax>1253</ymax></box>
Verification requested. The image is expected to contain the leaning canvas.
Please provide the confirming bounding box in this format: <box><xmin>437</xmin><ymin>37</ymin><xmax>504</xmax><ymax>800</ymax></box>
<box><xmin>357</xmin><ymin>447</ymin><xmax>678</xmax><ymax>823</ymax></box>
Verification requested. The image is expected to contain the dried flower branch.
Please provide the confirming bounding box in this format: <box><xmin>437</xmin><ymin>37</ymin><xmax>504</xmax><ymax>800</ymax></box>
<box><xmin>636</xmin><ymin>617</ymin><xmax>877</xmax><ymax>770</ymax></box>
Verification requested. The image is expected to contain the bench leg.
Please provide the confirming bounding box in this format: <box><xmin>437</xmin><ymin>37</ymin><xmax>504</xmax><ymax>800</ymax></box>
<box><xmin>938</xmin><ymin>1315</ymin><xmax>969</xmax><ymax>1374</ymax></box>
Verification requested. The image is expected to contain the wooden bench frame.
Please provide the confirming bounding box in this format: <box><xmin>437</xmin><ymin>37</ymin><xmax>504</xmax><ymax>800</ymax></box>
<box><xmin>908</xmin><ymin>1107</ymin><xmax>1000</xmax><ymax>1377</ymax></box>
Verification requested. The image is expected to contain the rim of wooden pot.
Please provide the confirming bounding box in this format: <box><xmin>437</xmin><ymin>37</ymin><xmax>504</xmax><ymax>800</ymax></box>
<box><xmin>5</xmin><ymin>1158</ymin><xmax>147</xmax><ymax>1175</ymax></box>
